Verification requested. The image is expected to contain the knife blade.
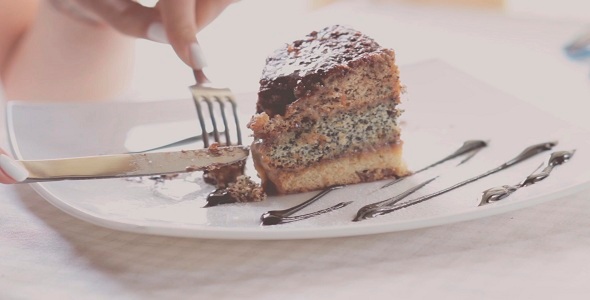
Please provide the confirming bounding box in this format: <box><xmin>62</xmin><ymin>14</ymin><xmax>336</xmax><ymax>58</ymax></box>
<box><xmin>19</xmin><ymin>146</ymin><xmax>249</xmax><ymax>182</ymax></box>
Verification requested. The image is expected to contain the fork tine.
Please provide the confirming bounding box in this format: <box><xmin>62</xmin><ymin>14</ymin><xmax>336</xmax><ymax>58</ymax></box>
<box><xmin>227</xmin><ymin>96</ymin><xmax>242</xmax><ymax>145</ymax></box>
<box><xmin>203</xmin><ymin>97</ymin><xmax>221</xmax><ymax>144</ymax></box>
<box><xmin>193</xmin><ymin>96</ymin><xmax>210</xmax><ymax>148</ymax></box>
<box><xmin>215</xmin><ymin>97</ymin><xmax>232</xmax><ymax>145</ymax></box>
<box><xmin>190</xmin><ymin>68</ymin><xmax>241</xmax><ymax>148</ymax></box>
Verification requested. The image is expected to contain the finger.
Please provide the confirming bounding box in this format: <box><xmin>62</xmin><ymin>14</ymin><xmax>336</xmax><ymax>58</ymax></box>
<box><xmin>158</xmin><ymin>0</ymin><xmax>205</xmax><ymax>69</ymax></box>
<box><xmin>0</xmin><ymin>149</ymin><xmax>17</xmax><ymax>183</ymax></box>
<box><xmin>0</xmin><ymin>171</ymin><xmax>16</xmax><ymax>184</ymax></box>
<box><xmin>195</xmin><ymin>0</ymin><xmax>238</xmax><ymax>29</ymax></box>
<box><xmin>0</xmin><ymin>150</ymin><xmax>28</xmax><ymax>183</ymax></box>
<box><xmin>48</xmin><ymin>0</ymin><xmax>104</xmax><ymax>25</ymax></box>
<box><xmin>77</xmin><ymin>0</ymin><xmax>159</xmax><ymax>39</ymax></box>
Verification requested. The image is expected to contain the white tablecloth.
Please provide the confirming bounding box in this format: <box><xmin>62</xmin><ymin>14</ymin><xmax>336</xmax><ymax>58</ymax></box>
<box><xmin>2</xmin><ymin>2</ymin><xmax>590</xmax><ymax>299</ymax></box>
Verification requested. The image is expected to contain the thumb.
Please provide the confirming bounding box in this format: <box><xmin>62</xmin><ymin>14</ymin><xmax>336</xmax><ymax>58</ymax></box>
<box><xmin>0</xmin><ymin>150</ymin><xmax>28</xmax><ymax>183</ymax></box>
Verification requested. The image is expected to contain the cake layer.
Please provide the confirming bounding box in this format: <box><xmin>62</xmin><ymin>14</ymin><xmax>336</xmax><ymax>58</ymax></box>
<box><xmin>257</xmin><ymin>25</ymin><xmax>398</xmax><ymax>117</ymax></box>
<box><xmin>253</xmin><ymin>144</ymin><xmax>409</xmax><ymax>195</ymax></box>
<box><xmin>251</xmin><ymin>102</ymin><xmax>402</xmax><ymax>170</ymax></box>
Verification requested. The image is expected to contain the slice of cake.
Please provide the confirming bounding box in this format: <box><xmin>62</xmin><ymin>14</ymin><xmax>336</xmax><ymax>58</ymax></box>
<box><xmin>248</xmin><ymin>25</ymin><xmax>409</xmax><ymax>195</ymax></box>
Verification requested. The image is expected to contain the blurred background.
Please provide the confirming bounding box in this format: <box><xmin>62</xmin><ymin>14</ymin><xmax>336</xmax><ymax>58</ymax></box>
<box><xmin>131</xmin><ymin>0</ymin><xmax>590</xmax><ymax>130</ymax></box>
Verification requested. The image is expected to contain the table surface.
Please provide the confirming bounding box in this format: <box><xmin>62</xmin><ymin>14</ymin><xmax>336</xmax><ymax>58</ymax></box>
<box><xmin>2</xmin><ymin>1</ymin><xmax>590</xmax><ymax>299</ymax></box>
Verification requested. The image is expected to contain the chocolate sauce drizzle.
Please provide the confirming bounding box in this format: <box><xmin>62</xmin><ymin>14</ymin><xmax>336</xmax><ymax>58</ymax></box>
<box><xmin>478</xmin><ymin>150</ymin><xmax>575</xmax><ymax>206</ymax></box>
<box><xmin>262</xmin><ymin>201</ymin><xmax>353</xmax><ymax>226</ymax></box>
<box><xmin>353</xmin><ymin>177</ymin><xmax>437</xmax><ymax>222</ymax></box>
<box><xmin>381</xmin><ymin>140</ymin><xmax>488</xmax><ymax>189</ymax></box>
<box><xmin>205</xmin><ymin>188</ymin><xmax>237</xmax><ymax>207</ymax></box>
<box><xmin>354</xmin><ymin>141</ymin><xmax>557</xmax><ymax>221</ymax></box>
<box><xmin>261</xmin><ymin>185</ymin><xmax>345</xmax><ymax>225</ymax></box>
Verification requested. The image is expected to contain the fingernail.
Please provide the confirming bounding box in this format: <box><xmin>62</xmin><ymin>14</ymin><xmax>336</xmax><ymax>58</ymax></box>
<box><xmin>146</xmin><ymin>22</ymin><xmax>169</xmax><ymax>44</ymax></box>
<box><xmin>189</xmin><ymin>43</ymin><xmax>208</xmax><ymax>69</ymax></box>
<box><xmin>0</xmin><ymin>154</ymin><xmax>29</xmax><ymax>182</ymax></box>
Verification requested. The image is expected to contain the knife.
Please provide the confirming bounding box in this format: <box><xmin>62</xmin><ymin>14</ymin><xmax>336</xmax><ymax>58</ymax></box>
<box><xmin>18</xmin><ymin>146</ymin><xmax>249</xmax><ymax>183</ymax></box>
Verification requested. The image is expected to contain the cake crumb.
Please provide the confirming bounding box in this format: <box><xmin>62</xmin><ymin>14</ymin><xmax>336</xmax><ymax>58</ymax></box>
<box><xmin>208</xmin><ymin>142</ymin><xmax>222</xmax><ymax>156</ymax></box>
<box><xmin>227</xmin><ymin>175</ymin><xmax>267</xmax><ymax>203</ymax></box>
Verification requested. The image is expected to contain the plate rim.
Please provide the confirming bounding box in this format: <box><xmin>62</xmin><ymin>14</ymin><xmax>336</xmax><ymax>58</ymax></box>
<box><xmin>14</xmin><ymin>177</ymin><xmax>590</xmax><ymax>240</ymax></box>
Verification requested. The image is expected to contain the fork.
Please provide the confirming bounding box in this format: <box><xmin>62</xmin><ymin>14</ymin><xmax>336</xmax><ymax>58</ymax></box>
<box><xmin>126</xmin><ymin>69</ymin><xmax>242</xmax><ymax>153</ymax></box>
<box><xmin>190</xmin><ymin>69</ymin><xmax>242</xmax><ymax>147</ymax></box>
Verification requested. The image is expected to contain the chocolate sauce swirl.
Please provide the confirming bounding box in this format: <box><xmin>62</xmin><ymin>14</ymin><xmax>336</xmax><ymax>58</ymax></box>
<box><xmin>381</xmin><ymin>140</ymin><xmax>487</xmax><ymax>189</ymax></box>
<box><xmin>261</xmin><ymin>185</ymin><xmax>344</xmax><ymax>225</ymax></box>
<box><xmin>354</xmin><ymin>141</ymin><xmax>557</xmax><ymax>221</ymax></box>
<box><xmin>478</xmin><ymin>150</ymin><xmax>575</xmax><ymax>206</ymax></box>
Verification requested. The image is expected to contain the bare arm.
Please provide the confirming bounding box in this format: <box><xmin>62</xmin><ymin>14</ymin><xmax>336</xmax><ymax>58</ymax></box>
<box><xmin>1</xmin><ymin>0</ymin><xmax>238</xmax><ymax>102</ymax></box>
<box><xmin>1</xmin><ymin>0</ymin><xmax>135</xmax><ymax>101</ymax></box>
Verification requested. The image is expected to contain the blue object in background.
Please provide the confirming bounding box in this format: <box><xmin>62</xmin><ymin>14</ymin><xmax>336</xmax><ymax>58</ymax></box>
<box><xmin>564</xmin><ymin>30</ymin><xmax>590</xmax><ymax>60</ymax></box>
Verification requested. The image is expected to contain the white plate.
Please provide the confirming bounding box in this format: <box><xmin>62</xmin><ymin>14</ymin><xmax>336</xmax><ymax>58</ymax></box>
<box><xmin>7</xmin><ymin>60</ymin><xmax>590</xmax><ymax>240</ymax></box>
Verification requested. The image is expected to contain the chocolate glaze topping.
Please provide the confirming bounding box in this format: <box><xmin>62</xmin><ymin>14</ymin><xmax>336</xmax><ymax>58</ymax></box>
<box><xmin>257</xmin><ymin>25</ymin><xmax>385</xmax><ymax>116</ymax></box>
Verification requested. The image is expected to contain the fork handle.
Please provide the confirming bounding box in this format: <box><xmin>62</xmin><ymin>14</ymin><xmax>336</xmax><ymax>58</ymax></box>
<box><xmin>193</xmin><ymin>69</ymin><xmax>210</xmax><ymax>84</ymax></box>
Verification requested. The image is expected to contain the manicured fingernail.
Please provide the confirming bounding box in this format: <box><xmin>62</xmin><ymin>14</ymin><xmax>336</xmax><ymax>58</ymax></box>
<box><xmin>0</xmin><ymin>154</ymin><xmax>29</xmax><ymax>182</ymax></box>
<box><xmin>146</xmin><ymin>22</ymin><xmax>169</xmax><ymax>44</ymax></box>
<box><xmin>189</xmin><ymin>43</ymin><xmax>208</xmax><ymax>69</ymax></box>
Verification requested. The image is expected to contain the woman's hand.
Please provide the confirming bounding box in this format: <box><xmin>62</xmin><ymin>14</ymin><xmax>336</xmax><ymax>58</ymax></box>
<box><xmin>49</xmin><ymin>0</ymin><xmax>238</xmax><ymax>69</ymax></box>
<box><xmin>0</xmin><ymin>149</ymin><xmax>28</xmax><ymax>184</ymax></box>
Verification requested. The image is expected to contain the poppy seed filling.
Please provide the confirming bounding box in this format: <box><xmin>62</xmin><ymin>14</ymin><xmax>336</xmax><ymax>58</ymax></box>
<box><xmin>264</xmin><ymin>103</ymin><xmax>401</xmax><ymax>169</ymax></box>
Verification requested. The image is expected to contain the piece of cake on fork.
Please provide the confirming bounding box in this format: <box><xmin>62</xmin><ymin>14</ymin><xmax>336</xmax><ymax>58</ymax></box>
<box><xmin>248</xmin><ymin>25</ymin><xmax>409</xmax><ymax>195</ymax></box>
